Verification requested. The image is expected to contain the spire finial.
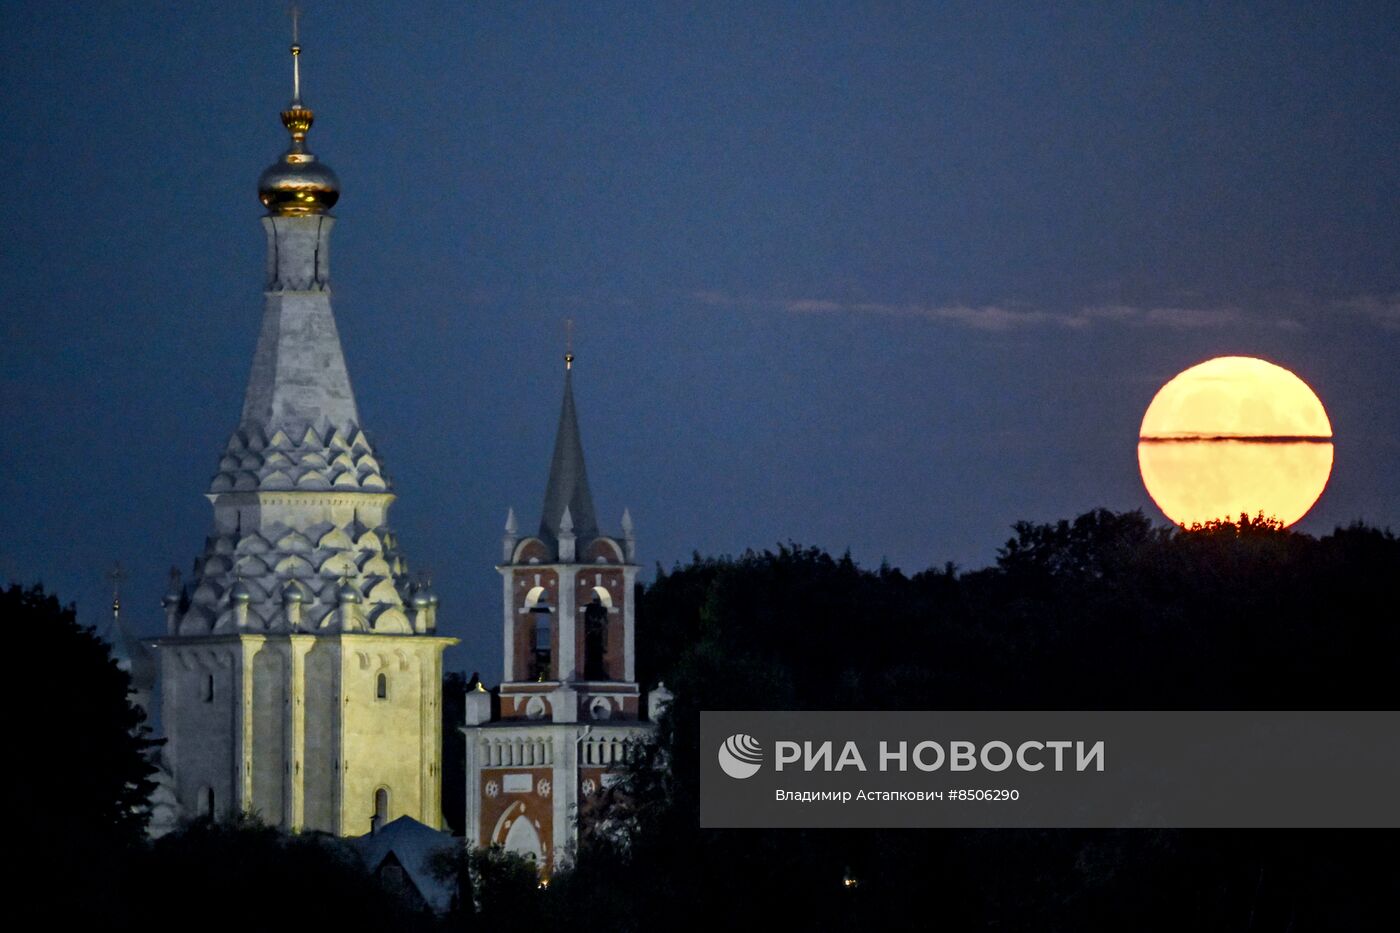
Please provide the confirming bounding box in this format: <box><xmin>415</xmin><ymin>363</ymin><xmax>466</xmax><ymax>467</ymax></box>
<box><xmin>260</xmin><ymin>5</ymin><xmax>340</xmax><ymax>215</ymax></box>
<box><xmin>290</xmin><ymin>5</ymin><xmax>303</xmax><ymax>104</ymax></box>
<box><xmin>565</xmin><ymin>318</ymin><xmax>574</xmax><ymax>370</ymax></box>
<box><xmin>108</xmin><ymin>562</ymin><xmax>126</xmax><ymax>619</ymax></box>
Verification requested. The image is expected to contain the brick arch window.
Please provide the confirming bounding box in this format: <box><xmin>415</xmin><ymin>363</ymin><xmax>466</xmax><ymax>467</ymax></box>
<box><xmin>584</xmin><ymin>592</ymin><xmax>609</xmax><ymax>680</ymax></box>
<box><xmin>530</xmin><ymin>613</ymin><xmax>553</xmax><ymax>681</ymax></box>
<box><xmin>526</xmin><ymin>586</ymin><xmax>553</xmax><ymax>681</ymax></box>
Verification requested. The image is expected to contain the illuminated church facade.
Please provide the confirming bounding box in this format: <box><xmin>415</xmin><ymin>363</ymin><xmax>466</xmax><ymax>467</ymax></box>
<box><xmin>150</xmin><ymin>40</ymin><xmax>456</xmax><ymax>835</ymax></box>
<box><xmin>132</xmin><ymin>31</ymin><xmax>666</xmax><ymax>858</ymax></box>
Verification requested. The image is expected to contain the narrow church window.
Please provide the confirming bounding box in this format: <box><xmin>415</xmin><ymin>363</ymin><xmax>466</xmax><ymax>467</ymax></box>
<box><xmin>584</xmin><ymin>594</ymin><xmax>609</xmax><ymax>680</ymax></box>
<box><xmin>203</xmin><ymin>673</ymin><xmax>214</xmax><ymax>702</ymax></box>
<box><xmin>530</xmin><ymin>610</ymin><xmax>552</xmax><ymax>681</ymax></box>
<box><xmin>376</xmin><ymin>672</ymin><xmax>388</xmax><ymax>700</ymax></box>
<box><xmin>373</xmin><ymin>787</ymin><xmax>389</xmax><ymax>829</ymax></box>
<box><xmin>204</xmin><ymin>787</ymin><xmax>215</xmax><ymax>818</ymax></box>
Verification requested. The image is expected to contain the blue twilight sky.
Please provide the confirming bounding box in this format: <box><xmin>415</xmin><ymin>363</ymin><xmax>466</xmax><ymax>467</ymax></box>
<box><xmin>1</xmin><ymin>2</ymin><xmax>1396</xmax><ymax>677</ymax></box>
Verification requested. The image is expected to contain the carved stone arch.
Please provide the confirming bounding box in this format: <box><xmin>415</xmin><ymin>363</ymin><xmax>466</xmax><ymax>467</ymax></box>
<box><xmin>339</xmin><ymin>607</ymin><xmax>367</xmax><ymax>633</ymax></box>
<box><xmin>358</xmin><ymin>553</ymin><xmax>392</xmax><ymax>576</ymax></box>
<box><xmin>261</xmin><ymin>469</ymin><xmax>294</xmax><ymax>488</ymax></box>
<box><xmin>512</xmin><ymin>537</ymin><xmax>549</xmax><ymax>565</ymax></box>
<box><xmin>274</xmin><ymin>554</ymin><xmax>316</xmax><ymax>576</ymax></box>
<box><xmin>266</xmin><ymin>608</ymin><xmax>291</xmax><ymax>633</ymax></box>
<box><xmin>296</xmin><ymin>470</ymin><xmax>332</xmax><ymax>490</ymax></box>
<box><xmin>370</xmin><ymin>606</ymin><xmax>412</xmax><ymax>634</ymax></box>
<box><xmin>502</xmin><ymin>809</ymin><xmax>545</xmax><ymax>863</ymax></box>
<box><xmin>233</xmin><ymin>555</ymin><xmax>272</xmax><ymax>577</ymax></box>
<box><xmin>363</xmin><ymin>578</ymin><xmax>400</xmax><ymax>605</ymax></box>
<box><xmin>318</xmin><ymin>551</ymin><xmax>358</xmax><ymax>578</ymax></box>
<box><xmin>250</xmin><ymin>604</ymin><xmax>271</xmax><ymax>631</ymax></box>
<box><xmin>178</xmin><ymin>607</ymin><xmax>213</xmax><ymax>636</ymax></box>
<box><xmin>201</xmin><ymin>555</ymin><xmax>232</xmax><ymax>576</ymax></box>
<box><xmin>192</xmin><ymin>648</ymin><xmax>226</xmax><ymax>671</ymax></box>
<box><xmin>212</xmin><ymin>609</ymin><xmax>238</xmax><ymax>634</ymax></box>
<box><xmin>236</xmin><ymin>533</ymin><xmax>272</xmax><ymax>555</ymax></box>
<box><xmin>275</xmin><ymin>530</ymin><xmax>314</xmax><ymax>553</ymax></box>
<box><xmin>585</xmin><ymin>536</ymin><xmax>625</xmax><ymax>564</ymax></box>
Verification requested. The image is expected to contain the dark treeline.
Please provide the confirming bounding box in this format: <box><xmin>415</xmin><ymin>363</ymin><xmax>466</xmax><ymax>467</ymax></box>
<box><xmin>639</xmin><ymin>509</ymin><xmax>1398</xmax><ymax>710</ymax></box>
<box><xmin>555</xmin><ymin>510</ymin><xmax>1399</xmax><ymax>930</ymax></box>
<box><xmin>15</xmin><ymin>510</ymin><xmax>1400</xmax><ymax>930</ymax></box>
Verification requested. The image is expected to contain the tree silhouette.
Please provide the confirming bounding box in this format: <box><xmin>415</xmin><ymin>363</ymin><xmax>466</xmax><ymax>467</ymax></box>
<box><xmin>12</xmin><ymin>582</ymin><xmax>158</xmax><ymax>921</ymax></box>
<box><xmin>13</xmin><ymin>584</ymin><xmax>157</xmax><ymax>850</ymax></box>
<box><xmin>556</xmin><ymin>511</ymin><xmax>1398</xmax><ymax>930</ymax></box>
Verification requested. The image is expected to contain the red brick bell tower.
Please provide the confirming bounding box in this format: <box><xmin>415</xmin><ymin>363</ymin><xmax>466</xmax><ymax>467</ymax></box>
<box><xmin>462</xmin><ymin>348</ymin><xmax>667</xmax><ymax>872</ymax></box>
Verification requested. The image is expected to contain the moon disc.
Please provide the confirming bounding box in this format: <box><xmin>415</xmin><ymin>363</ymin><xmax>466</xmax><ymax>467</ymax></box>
<box><xmin>1138</xmin><ymin>356</ymin><xmax>1333</xmax><ymax>528</ymax></box>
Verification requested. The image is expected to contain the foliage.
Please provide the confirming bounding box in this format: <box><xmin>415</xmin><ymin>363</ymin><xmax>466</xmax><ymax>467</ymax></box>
<box><xmin>552</xmin><ymin>512</ymin><xmax>1399</xmax><ymax>930</ymax></box>
<box><xmin>140</xmin><ymin>814</ymin><xmax>434</xmax><ymax>929</ymax></box>
<box><xmin>13</xmin><ymin>583</ymin><xmax>157</xmax><ymax>865</ymax></box>
<box><xmin>441</xmin><ymin>671</ymin><xmax>468</xmax><ymax>834</ymax></box>
<box><xmin>432</xmin><ymin>843</ymin><xmax>546</xmax><ymax>926</ymax></box>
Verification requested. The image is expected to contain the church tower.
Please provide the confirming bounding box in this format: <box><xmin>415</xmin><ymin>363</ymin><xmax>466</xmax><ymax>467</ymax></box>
<box><xmin>463</xmin><ymin>349</ymin><xmax>668</xmax><ymax>872</ymax></box>
<box><xmin>155</xmin><ymin>32</ymin><xmax>457</xmax><ymax>835</ymax></box>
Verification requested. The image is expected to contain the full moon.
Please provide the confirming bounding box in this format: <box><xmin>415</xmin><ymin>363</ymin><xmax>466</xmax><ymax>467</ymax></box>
<box><xmin>1138</xmin><ymin>356</ymin><xmax>1333</xmax><ymax>528</ymax></box>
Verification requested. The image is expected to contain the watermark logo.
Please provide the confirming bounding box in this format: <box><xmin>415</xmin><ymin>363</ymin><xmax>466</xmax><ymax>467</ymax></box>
<box><xmin>718</xmin><ymin>733</ymin><xmax>764</xmax><ymax>779</ymax></box>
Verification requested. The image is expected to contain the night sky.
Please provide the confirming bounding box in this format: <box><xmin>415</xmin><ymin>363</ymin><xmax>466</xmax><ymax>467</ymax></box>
<box><xmin>2</xmin><ymin>2</ymin><xmax>1396</xmax><ymax>676</ymax></box>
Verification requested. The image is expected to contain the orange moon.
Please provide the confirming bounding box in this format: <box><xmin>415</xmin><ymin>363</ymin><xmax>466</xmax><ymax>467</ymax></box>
<box><xmin>1138</xmin><ymin>356</ymin><xmax>1333</xmax><ymax>528</ymax></box>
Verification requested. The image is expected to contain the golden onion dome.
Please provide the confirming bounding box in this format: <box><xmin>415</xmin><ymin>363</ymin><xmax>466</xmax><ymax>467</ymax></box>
<box><xmin>258</xmin><ymin>41</ymin><xmax>339</xmax><ymax>215</ymax></box>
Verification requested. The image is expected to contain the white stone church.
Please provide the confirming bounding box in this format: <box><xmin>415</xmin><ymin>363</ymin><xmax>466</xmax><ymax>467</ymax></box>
<box><xmin>113</xmin><ymin>36</ymin><xmax>667</xmax><ymax>866</ymax></box>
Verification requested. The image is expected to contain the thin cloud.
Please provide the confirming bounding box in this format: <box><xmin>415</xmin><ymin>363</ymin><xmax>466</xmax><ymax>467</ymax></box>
<box><xmin>1335</xmin><ymin>294</ymin><xmax>1400</xmax><ymax>331</ymax></box>
<box><xmin>693</xmin><ymin>292</ymin><xmax>1249</xmax><ymax>332</ymax></box>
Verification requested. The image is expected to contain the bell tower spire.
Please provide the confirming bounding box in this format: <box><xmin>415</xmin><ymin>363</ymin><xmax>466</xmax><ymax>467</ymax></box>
<box><xmin>471</xmin><ymin>341</ymin><xmax>655</xmax><ymax>876</ymax></box>
<box><xmin>539</xmin><ymin>325</ymin><xmax>599</xmax><ymax>552</ymax></box>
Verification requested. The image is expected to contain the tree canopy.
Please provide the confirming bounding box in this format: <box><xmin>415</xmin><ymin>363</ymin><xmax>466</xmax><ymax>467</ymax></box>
<box><xmin>562</xmin><ymin>511</ymin><xmax>1398</xmax><ymax>931</ymax></box>
<box><xmin>14</xmin><ymin>584</ymin><xmax>157</xmax><ymax>853</ymax></box>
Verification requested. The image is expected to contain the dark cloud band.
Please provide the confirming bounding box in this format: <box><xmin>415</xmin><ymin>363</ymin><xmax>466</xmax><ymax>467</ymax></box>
<box><xmin>1138</xmin><ymin>435</ymin><xmax>1333</xmax><ymax>444</ymax></box>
